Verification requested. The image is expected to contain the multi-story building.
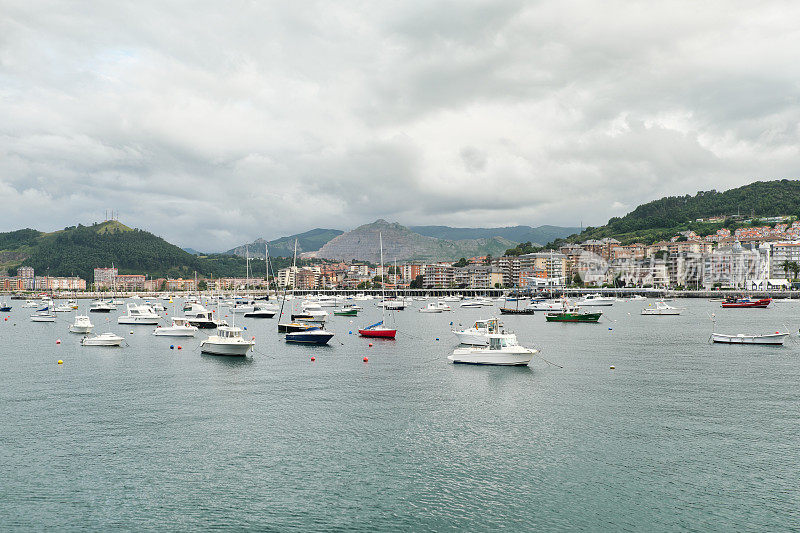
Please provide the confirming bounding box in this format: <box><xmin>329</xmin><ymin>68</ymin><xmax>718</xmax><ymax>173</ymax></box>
<box><xmin>702</xmin><ymin>242</ymin><xmax>766</xmax><ymax>289</ymax></box>
<box><xmin>17</xmin><ymin>266</ymin><xmax>35</xmax><ymax>290</ymax></box>
<box><xmin>295</xmin><ymin>268</ymin><xmax>318</xmax><ymax>290</ymax></box>
<box><xmin>115</xmin><ymin>274</ymin><xmax>146</xmax><ymax>291</ymax></box>
<box><xmin>276</xmin><ymin>266</ymin><xmax>298</xmax><ymax>288</ymax></box>
<box><xmin>94</xmin><ymin>267</ymin><xmax>118</xmax><ymax>288</ymax></box>
<box><xmin>769</xmin><ymin>241</ymin><xmax>800</xmax><ymax>278</ymax></box>
<box><xmin>0</xmin><ymin>276</ymin><xmax>24</xmax><ymax>291</ymax></box>
<box><xmin>493</xmin><ymin>256</ymin><xmax>520</xmax><ymax>287</ymax></box>
<box><xmin>33</xmin><ymin>276</ymin><xmax>87</xmax><ymax>291</ymax></box>
<box><xmin>423</xmin><ymin>264</ymin><xmax>454</xmax><ymax>288</ymax></box>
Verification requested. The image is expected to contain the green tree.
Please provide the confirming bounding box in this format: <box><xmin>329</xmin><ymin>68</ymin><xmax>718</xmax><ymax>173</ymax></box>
<box><xmin>790</xmin><ymin>261</ymin><xmax>800</xmax><ymax>281</ymax></box>
<box><xmin>484</xmin><ymin>254</ymin><xmax>492</xmax><ymax>265</ymax></box>
<box><xmin>197</xmin><ymin>280</ymin><xmax>208</xmax><ymax>291</ymax></box>
<box><xmin>780</xmin><ymin>260</ymin><xmax>791</xmax><ymax>279</ymax></box>
<box><xmin>453</xmin><ymin>257</ymin><xmax>468</xmax><ymax>268</ymax></box>
<box><xmin>571</xmin><ymin>273</ymin><xmax>582</xmax><ymax>286</ymax></box>
<box><xmin>409</xmin><ymin>275</ymin><xmax>423</xmax><ymax>289</ymax></box>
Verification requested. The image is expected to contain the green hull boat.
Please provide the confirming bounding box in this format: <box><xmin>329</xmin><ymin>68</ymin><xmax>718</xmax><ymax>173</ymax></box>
<box><xmin>545</xmin><ymin>312</ymin><xmax>602</xmax><ymax>323</ymax></box>
<box><xmin>333</xmin><ymin>309</ymin><xmax>359</xmax><ymax>316</ymax></box>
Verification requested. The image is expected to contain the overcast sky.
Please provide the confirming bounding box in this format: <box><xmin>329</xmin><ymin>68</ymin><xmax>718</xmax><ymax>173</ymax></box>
<box><xmin>2</xmin><ymin>1</ymin><xmax>799</xmax><ymax>250</ymax></box>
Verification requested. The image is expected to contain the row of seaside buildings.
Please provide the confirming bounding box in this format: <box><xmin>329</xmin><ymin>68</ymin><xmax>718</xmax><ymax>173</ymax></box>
<box><xmin>5</xmin><ymin>219</ymin><xmax>800</xmax><ymax>292</ymax></box>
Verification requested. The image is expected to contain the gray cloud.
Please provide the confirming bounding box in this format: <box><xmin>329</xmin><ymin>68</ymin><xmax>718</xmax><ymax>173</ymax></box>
<box><xmin>2</xmin><ymin>0</ymin><xmax>800</xmax><ymax>251</ymax></box>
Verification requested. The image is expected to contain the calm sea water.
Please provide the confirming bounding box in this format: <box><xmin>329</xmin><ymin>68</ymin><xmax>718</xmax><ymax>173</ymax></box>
<box><xmin>1</xmin><ymin>298</ymin><xmax>799</xmax><ymax>531</ymax></box>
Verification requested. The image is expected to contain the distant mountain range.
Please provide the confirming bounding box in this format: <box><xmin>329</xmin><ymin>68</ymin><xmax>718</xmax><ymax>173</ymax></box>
<box><xmin>224</xmin><ymin>228</ymin><xmax>344</xmax><ymax>258</ymax></box>
<box><xmin>409</xmin><ymin>224</ymin><xmax>581</xmax><ymax>246</ymax></box>
<box><xmin>314</xmin><ymin>220</ymin><xmax>516</xmax><ymax>262</ymax></box>
<box><xmin>223</xmin><ymin>223</ymin><xmax>580</xmax><ymax>261</ymax></box>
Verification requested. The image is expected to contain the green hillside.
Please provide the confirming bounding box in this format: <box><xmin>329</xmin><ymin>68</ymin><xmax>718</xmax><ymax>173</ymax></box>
<box><xmin>529</xmin><ymin>179</ymin><xmax>800</xmax><ymax>249</ymax></box>
<box><xmin>0</xmin><ymin>221</ymin><xmax>299</xmax><ymax>282</ymax></box>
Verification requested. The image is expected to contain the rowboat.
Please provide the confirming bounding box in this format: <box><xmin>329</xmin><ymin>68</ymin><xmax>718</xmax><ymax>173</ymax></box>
<box><xmin>710</xmin><ymin>332</ymin><xmax>788</xmax><ymax>345</ymax></box>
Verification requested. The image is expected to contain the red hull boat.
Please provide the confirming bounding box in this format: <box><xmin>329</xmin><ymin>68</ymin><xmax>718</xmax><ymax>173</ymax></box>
<box><xmin>721</xmin><ymin>298</ymin><xmax>771</xmax><ymax>309</ymax></box>
<box><xmin>358</xmin><ymin>326</ymin><xmax>396</xmax><ymax>339</ymax></box>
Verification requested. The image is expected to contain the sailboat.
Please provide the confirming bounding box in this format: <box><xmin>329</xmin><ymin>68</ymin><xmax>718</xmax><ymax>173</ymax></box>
<box><xmin>359</xmin><ymin>233</ymin><xmax>397</xmax><ymax>339</ymax></box>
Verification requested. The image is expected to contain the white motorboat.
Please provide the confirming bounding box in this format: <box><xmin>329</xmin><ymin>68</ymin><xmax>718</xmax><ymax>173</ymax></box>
<box><xmin>431</xmin><ymin>301</ymin><xmax>452</xmax><ymax>312</ymax></box>
<box><xmin>378</xmin><ymin>299</ymin><xmax>405</xmax><ymax>310</ymax></box>
<box><xmin>419</xmin><ymin>302</ymin><xmax>444</xmax><ymax>313</ymax></box>
<box><xmin>710</xmin><ymin>332</ymin><xmax>789</xmax><ymax>345</ymax></box>
<box><xmin>200</xmin><ymin>326</ymin><xmax>254</xmax><ymax>356</ymax></box>
<box><xmin>153</xmin><ymin>317</ymin><xmax>198</xmax><ymax>337</ymax></box>
<box><xmin>54</xmin><ymin>303</ymin><xmax>73</xmax><ymax>312</ymax></box>
<box><xmin>231</xmin><ymin>301</ymin><xmax>255</xmax><ymax>314</ymax></box>
<box><xmin>67</xmin><ymin>299</ymin><xmax>78</xmax><ymax>309</ymax></box>
<box><xmin>453</xmin><ymin>317</ymin><xmax>502</xmax><ymax>345</ymax></box>
<box><xmin>526</xmin><ymin>299</ymin><xmax>567</xmax><ymax>312</ymax></box>
<box><xmin>629</xmin><ymin>295</ymin><xmax>647</xmax><ymax>301</ymax></box>
<box><xmin>81</xmin><ymin>332</ymin><xmax>124</xmax><ymax>346</ymax></box>
<box><xmin>292</xmin><ymin>302</ymin><xmax>328</xmax><ymax>323</ymax></box>
<box><xmin>641</xmin><ymin>301</ymin><xmax>683</xmax><ymax>315</ymax></box>
<box><xmin>460</xmin><ymin>300</ymin><xmax>484</xmax><ymax>308</ymax></box>
<box><xmin>23</xmin><ymin>300</ymin><xmax>39</xmax><ymax>308</ymax></box>
<box><xmin>89</xmin><ymin>300</ymin><xmax>115</xmax><ymax>313</ymax></box>
<box><xmin>30</xmin><ymin>310</ymin><xmax>56</xmax><ymax>322</ymax></box>
<box><xmin>69</xmin><ymin>315</ymin><xmax>94</xmax><ymax>333</ymax></box>
<box><xmin>579</xmin><ymin>294</ymin><xmax>615</xmax><ymax>306</ymax></box>
<box><xmin>244</xmin><ymin>303</ymin><xmax>277</xmax><ymax>318</ymax></box>
<box><xmin>448</xmin><ymin>333</ymin><xmax>537</xmax><ymax>365</ymax></box>
<box><xmin>185</xmin><ymin>305</ymin><xmax>220</xmax><ymax>329</ymax></box>
<box><xmin>117</xmin><ymin>303</ymin><xmax>161</xmax><ymax>325</ymax></box>
<box><xmin>442</xmin><ymin>295</ymin><xmax>461</xmax><ymax>302</ymax></box>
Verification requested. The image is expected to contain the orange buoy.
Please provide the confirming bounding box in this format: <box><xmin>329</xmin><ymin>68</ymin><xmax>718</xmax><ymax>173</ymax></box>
<box><xmin>363</xmin><ymin>357</ymin><xmax>368</xmax><ymax>362</ymax></box>
<box><xmin>368</xmin><ymin>343</ymin><xmax>373</xmax><ymax>347</ymax></box>
<box><xmin>311</xmin><ymin>357</ymin><xmax>316</xmax><ymax>362</ymax></box>
<box><xmin>177</xmin><ymin>345</ymin><xmax>182</xmax><ymax>350</ymax></box>
<box><xmin>55</xmin><ymin>339</ymin><xmax>61</xmax><ymax>344</ymax></box>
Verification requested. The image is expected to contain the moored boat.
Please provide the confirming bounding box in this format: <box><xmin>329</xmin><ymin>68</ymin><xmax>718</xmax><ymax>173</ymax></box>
<box><xmin>81</xmin><ymin>332</ymin><xmax>124</xmax><ymax>346</ymax></box>
<box><xmin>448</xmin><ymin>333</ymin><xmax>536</xmax><ymax>366</ymax></box>
<box><xmin>69</xmin><ymin>314</ymin><xmax>94</xmax><ymax>333</ymax></box>
<box><xmin>641</xmin><ymin>301</ymin><xmax>683</xmax><ymax>315</ymax></box>
<box><xmin>453</xmin><ymin>317</ymin><xmax>502</xmax><ymax>346</ymax></box>
<box><xmin>199</xmin><ymin>326</ymin><xmax>254</xmax><ymax>356</ymax></box>
<box><xmin>710</xmin><ymin>332</ymin><xmax>788</xmax><ymax>345</ymax></box>
<box><xmin>721</xmin><ymin>298</ymin><xmax>771</xmax><ymax>309</ymax></box>
<box><xmin>285</xmin><ymin>327</ymin><xmax>334</xmax><ymax>345</ymax></box>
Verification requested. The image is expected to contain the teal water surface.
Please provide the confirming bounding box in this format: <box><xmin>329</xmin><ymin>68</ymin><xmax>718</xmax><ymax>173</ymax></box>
<box><xmin>1</xmin><ymin>298</ymin><xmax>799</xmax><ymax>530</ymax></box>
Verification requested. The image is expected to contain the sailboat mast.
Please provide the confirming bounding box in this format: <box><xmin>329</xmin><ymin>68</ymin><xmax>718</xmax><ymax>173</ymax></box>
<box><xmin>380</xmin><ymin>233</ymin><xmax>386</xmax><ymax>322</ymax></box>
<box><xmin>265</xmin><ymin>243</ymin><xmax>269</xmax><ymax>296</ymax></box>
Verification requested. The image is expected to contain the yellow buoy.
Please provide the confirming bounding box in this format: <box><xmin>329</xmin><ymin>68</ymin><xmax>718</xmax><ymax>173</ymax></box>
<box><xmin>58</xmin><ymin>360</ymin><xmax>63</xmax><ymax>365</ymax></box>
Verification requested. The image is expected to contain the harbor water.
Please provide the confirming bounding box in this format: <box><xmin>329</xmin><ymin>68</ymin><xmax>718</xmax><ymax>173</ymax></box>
<box><xmin>1</xmin><ymin>298</ymin><xmax>799</xmax><ymax>530</ymax></box>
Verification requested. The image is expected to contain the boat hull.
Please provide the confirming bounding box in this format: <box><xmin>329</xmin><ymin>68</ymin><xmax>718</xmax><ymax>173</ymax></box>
<box><xmin>448</xmin><ymin>348</ymin><xmax>534</xmax><ymax>366</ymax></box>
<box><xmin>69</xmin><ymin>326</ymin><xmax>93</xmax><ymax>334</ymax></box>
<box><xmin>358</xmin><ymin>328</ymin><xmax>396</xmax><ymax>339</ymax></box>
<box><xmin>285</xmin><ymin>331</ymin><xmax>334</xmax><ymax>344</ymax></box>
<box><xmin>243</xmin><ymin>311</ymin><xmax>276</xmax><ymax>318</ymax></box>
<box><xmin>333</xmin><ymin>310</ymin><xmax>358</xmax><ymax>316</ymax></box>
<box><xmin>499</xmin><ymin>308</ymin><xmax>535</xmax><ymax>315</ymax></box>
<box><xmin>278</xmin><ymin>323</ymin><xmax>314</xmax><ymax>333</ymax></box>
<box><xmin>153</xmin><ymin>328</ymin><xmax>197</xmax><ymax>337</ymax></box>
<box><xmin>711</xmin><ymin>333</ymin><xmax>787</xmax><ymax>345</ymax></box>
<box><xmin>545</xmin><ymin>312</ymin><xmax>602</xmax><ymax>323</ymax></box>
<box><xmin>199</xmin><ymin>341</ymin><xmax>253</xmax><ymax>356</ymax></box>
<box><xmin>721</xmin><ymin>299</ymin><xmax>771</xmax><ymax>309</ymax></box>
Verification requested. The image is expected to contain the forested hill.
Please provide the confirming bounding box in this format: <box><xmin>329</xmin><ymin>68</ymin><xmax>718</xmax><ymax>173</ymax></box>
<box><xmin>538</xmin><ymin>179</ymin><xmax>800</xmax><ymax>247</ymax></box>
<box><xmin>0</xmin><ymin>221</ymin><xmax>299</xmax><ymax>281</ymax></box>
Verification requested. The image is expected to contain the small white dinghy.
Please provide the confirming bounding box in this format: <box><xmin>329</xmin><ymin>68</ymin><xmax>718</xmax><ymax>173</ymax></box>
<box><xmin>81</xmin><ymin>332</ymin><xmax>124</xmax><ymax>346</ymax></box>
<box><xmin>152</xmin><ymin>317</ymin><xmax>198</xmax><ymax>337</ymax></box>
<box><xmin>710</xmin><ymin>332</ymin><xmax>789</xmax><ymax>345</ymax></box>
<box><xmin>448</xmin><ymin>333</ymin><xmax>537</xmax><ymax>366</ymax></box>
<box><xmin>641</xmin><ymin>301</ymin><xmax>683</xmax><ymax>315</ymax></box>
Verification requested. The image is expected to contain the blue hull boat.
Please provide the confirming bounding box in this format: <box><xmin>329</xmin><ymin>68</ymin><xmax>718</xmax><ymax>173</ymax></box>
<box><xmin>285</xmin><ymin>327</ymin><xmax>334</xmax><ymax>345</ymax></box>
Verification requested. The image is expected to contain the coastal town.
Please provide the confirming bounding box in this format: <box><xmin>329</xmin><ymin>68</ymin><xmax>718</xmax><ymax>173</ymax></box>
<box><xmin>5</xmin><ymin>216</ymin><xmax>800</xmax><ymax>293</ymax></box>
